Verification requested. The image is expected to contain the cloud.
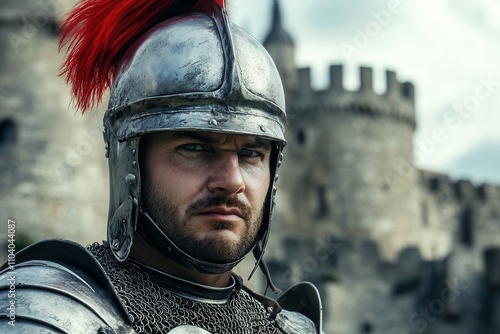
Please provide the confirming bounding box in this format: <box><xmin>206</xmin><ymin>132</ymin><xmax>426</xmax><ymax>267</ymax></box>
<box><xmin>232</xmin><ymin>0</ymin><xmax>500</xmax><ymax>185</ymax></box>
<box><xmin>447</xmin><ymin>0</ymin><xmax>500</xmax><ymax>39</ymax></box>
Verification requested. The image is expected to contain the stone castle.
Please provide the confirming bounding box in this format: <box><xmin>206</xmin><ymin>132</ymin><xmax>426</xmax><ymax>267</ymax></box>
<box><xmin>1</xmin><ymin>0</ymin><xmax>500</xmax><ymax>333</ymax></box>
<box><xmin>263</xmin><ymin>1</ymin><xmax>500</xmax><ymax>333</ymax></box>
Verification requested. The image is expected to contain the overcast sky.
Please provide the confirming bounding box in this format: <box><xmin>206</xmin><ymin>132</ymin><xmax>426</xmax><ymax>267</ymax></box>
<box><xmin>230</xmin><ymin>0</ymin><xmax>500</xmax><ymax>186</ymax></box>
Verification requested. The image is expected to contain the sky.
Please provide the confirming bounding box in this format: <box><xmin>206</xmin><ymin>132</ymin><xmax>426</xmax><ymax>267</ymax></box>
<box><xmin>230</xmin><ymin>0</ymin><xmax>500</xmax><ymax>186</ymax></box>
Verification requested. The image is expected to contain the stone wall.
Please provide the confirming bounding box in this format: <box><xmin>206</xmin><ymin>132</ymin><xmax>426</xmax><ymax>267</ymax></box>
<box><xmin>0</xmin><ymin>0</ymin><xmax>108</xmax><ymax>258</ymax></box>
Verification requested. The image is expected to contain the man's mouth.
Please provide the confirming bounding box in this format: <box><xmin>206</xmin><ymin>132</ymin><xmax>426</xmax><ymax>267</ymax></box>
<box><xmin>198</xmin><ymin>206</ymin><xmax>244</xmax><ymax>222</ymax></box>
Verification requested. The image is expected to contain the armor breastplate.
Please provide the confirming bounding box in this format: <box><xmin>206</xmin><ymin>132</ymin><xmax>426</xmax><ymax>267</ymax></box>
<box><xmin>88</xmin><ymin>242</ymin><xmax>294</xmax><ymax>334</ymax></box>
<box><xmin>0</xmin><ymin>239</ymin><xmax>318</xmax><ymax>333</ymax></box>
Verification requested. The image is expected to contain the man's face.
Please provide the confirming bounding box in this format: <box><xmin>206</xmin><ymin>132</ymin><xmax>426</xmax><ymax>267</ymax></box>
<box><xmin>141</xmin><ymin>131</ymin><xmax>272</xmax><ymax>263</ymax></box>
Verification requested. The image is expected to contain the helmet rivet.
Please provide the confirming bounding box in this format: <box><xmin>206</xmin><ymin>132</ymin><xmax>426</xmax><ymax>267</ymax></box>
<box><xmin>260</xmin><ymin>125</ymin><xmax>266</xmax><ymax>132</ymax></box>
<box><xmin>125</xmin><ymin>173</ymin><xmax>137</xmax><ymax>187</ymax></box>
<box><xmin>111</xmin><ymin>239</ymin><xmax>120</xmax><ymax>250</ymax></box>
<box><xmin>104</xmin><ymin>142</ymin><xmax>109</xmax><ymax>158</ymax></box>
<box><xmin>132</xmin><ymin>160</ymin><xmax>137</xmax><ymax>166</ymax></box>
<box><xmin>209</xmin><ymin>118</ymin><xmax>218</xmax><ymax>126</ymax></box>
<box><xmin>132</xmin><ymin>149</ymin><xmax>136</xmax><ymax>154</ymax></box>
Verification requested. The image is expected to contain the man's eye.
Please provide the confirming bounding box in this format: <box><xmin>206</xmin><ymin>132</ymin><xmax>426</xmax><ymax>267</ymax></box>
<box><xmin>179</xmin><ymin>144</ymin><xmax>205</xmax><ymax>152</ymax></box>
<box><xmin>238</xmin><ymin>149</ymin><xmax>261</xmax><ymax>158</ymax></box>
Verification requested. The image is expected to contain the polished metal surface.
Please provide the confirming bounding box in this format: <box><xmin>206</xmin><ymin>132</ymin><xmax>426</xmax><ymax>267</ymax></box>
<box><xmin>0</xmin><ymin>240</ymin><xmax>135</xmax><ymax>334</ymax></box>
<box><xmin>167</xmin><ymin>326</ymin><xmax>212</xmax><ymax>334</ymax></box>
<box><xmin>277</xmin><ymin>282</ymin><xmax>323</xmax><ymax>334</ymax></box>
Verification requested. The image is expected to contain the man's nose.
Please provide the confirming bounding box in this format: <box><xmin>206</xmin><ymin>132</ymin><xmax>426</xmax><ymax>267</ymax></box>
<box><xmin>207</xmin><ymin>152</ymin><xmax>245</xmax><ymax>195</ymax></box>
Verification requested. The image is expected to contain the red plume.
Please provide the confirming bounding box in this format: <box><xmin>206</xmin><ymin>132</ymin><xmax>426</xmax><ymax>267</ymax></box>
<box><xmin>59</xmin><ymin>0</ymin><xmax>225</xmax><ymax>113</ymax></box>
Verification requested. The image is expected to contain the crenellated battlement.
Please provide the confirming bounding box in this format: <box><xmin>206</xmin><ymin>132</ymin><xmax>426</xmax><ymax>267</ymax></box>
<box><xmin>297</xmin><ymin>65</ymin><xmax>414</xmax><ymax>101</ymax></box>
<box><xmin>420</xmin><ymin>170</ymin><xmax>500</xmax><ymax>203</ymax></box>
<box><xmin>292</xmin><ymin>64</ymin><xmax>416</xmax><ymax>128</ymax></box>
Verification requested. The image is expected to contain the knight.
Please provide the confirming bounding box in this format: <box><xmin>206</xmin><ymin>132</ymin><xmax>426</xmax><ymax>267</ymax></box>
<box><xmin>0</xmin><ymin>1</ymin><xmax>322</xmax><ymax>333</ymax></box>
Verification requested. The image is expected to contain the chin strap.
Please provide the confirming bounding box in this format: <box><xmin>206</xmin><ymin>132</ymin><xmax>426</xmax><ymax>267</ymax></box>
<box><xmin>233</xmin><ymin>274</ymin><xmax>282</xmax><ymax>320</ymax></box>
<box><xmin>251</xmin><ymin>242</ymin><xmax>281</xmax><ymax>295</ymax></box>
<box><xmin>247</xmin><ymin>144</ymin><xmax>283</xmax><ymax>296</ymax></box>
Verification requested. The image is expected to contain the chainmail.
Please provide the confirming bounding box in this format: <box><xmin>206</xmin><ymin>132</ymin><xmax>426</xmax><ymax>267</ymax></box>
<box><xmin>87</xmin><ymin>242</ymin><xmax>285</xmax><ymax>334</ymax></box>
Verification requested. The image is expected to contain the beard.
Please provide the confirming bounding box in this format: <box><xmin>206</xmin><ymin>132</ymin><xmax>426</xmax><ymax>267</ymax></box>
<box><xmin>142</xmin><ymin>184</ymin><xmax>265</xmax><ymax>264</ymax></box>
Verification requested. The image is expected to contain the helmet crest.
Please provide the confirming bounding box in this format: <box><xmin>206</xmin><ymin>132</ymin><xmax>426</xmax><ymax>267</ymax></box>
<box><xmin>59</xmin><ymin>0</ymin><xmax>225</xmax><ymax>112</ymax></box>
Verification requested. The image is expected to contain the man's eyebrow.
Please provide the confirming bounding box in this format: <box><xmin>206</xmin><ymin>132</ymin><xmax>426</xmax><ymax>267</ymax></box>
<box><xmin>170</xmin><ymin>132</ymin><xmax>272</xmax><ymax>149</ymax></box>
<box><xmin>242</xmin><ymin>139</ymin><xmax>272</xmax><ymax>150</ymax></box>
<box><xmin>170</xmin><ymin>132</ymin><xmax>218</xmax><ymax>144</ymax></box>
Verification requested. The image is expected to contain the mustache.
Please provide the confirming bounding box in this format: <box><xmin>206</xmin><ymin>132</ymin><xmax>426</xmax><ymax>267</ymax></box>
<box><xmin>186</xmin><ymin>195</ymin><xmax>252</xmax><ymax>221</ymax></box>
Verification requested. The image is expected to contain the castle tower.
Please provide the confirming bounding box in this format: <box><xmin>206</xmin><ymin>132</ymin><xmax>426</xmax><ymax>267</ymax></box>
<box><xmin>0</xmin><ymin>0</ymin><xmax>108</xmax><ymax>251</ymax></box>
<box><xmin>275</xmin><ymin>63</ymin><xmax>421</xmax><ymax>259</ymax></box>
<box><xmin>263</xmin><ymin>0</ymin><xmax>298</xmax><ymax>94</ymax></box>
<box><xmin>261</xmin><ymin>2</ymin><xmax>421</xmax><ymax>260</ymax></box>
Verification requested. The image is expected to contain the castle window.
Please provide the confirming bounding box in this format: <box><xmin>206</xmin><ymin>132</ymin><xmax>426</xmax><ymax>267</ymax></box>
<box><xmin>477</xmin><ymin>185</ymin><xmax>488</xmax><ymax>201</ymax></box>
<box><xmin>297</xmin><ymin>128</ymin><xmax>306</xmax><ymax>145</ymax></box>
<box><xmin>0</xmin><ymin>119</ymin><xmax>17</xmax><ymax>145</ymax></box>
<box><xmin>422</xmin><ymin>202</ymin><xmax>429</xmax><ymax>227</ymax></box>
<box><xmin>460</xmin><ymin>206</ymin><xmax>473</xmax><ymax>246</ymax></box>
<box><xmin>316</xmin><ymin>186</ymin><xmax>329</xmax><ymax>219</ymax></box>
<box><xmin>360</xmin><ymin>321</ymin><xmax>374</xmax><ymax>333</ymax></box>
<box><xmin>402</xmin><ymin>82</ymin><xmax>413</xmax><ymax>99</ymax></box>
<box><xmin>429</xmin><ymin>177</ymin><xmax>440</xmax><ymax>191</ymax></box>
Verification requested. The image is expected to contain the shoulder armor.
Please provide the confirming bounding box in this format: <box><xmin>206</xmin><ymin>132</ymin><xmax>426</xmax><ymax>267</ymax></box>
<box><xmin>0</xmin><ymin>239</ymin><xmax>135</xmax><ymax>333</ymax></box>
<box><xmin>276</xmin><ymin>281</ymin><xmax>323</xmax><ymax>334</ymax></box>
